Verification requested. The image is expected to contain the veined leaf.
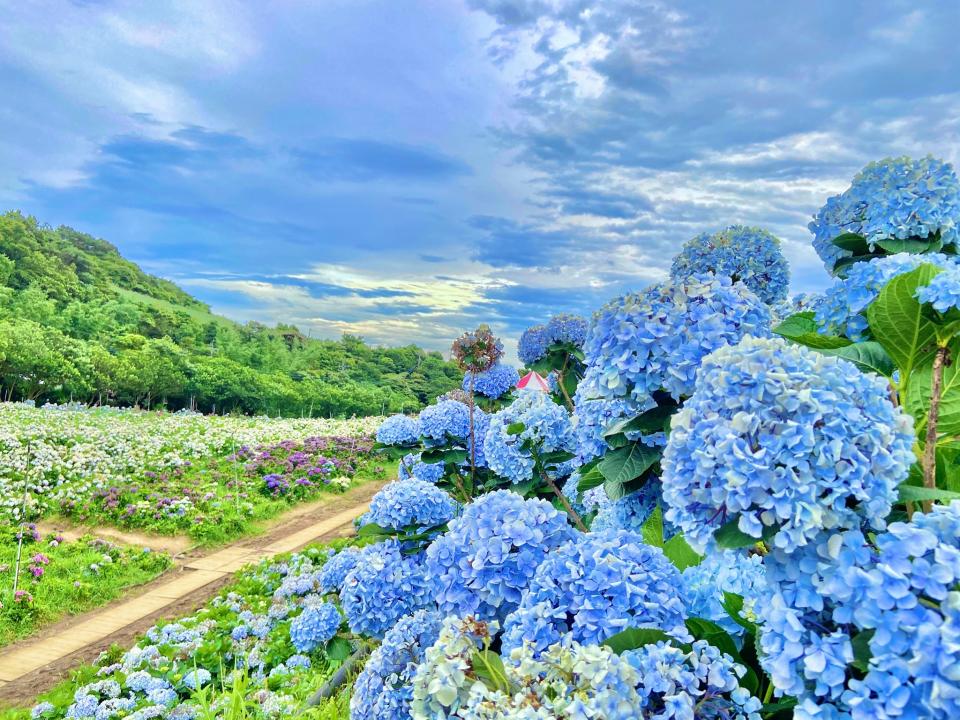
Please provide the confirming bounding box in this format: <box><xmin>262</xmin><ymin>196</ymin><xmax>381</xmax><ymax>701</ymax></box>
<box><xmin>773</xmin><ymin>312</ymin><xmax>851</xmax><ymax>350</ymax></box>
<box><xmin>714</xmin><ymin>517</ymin><xmax>778</xmax><ymax>549</ymax></box>
<box><xmin>906</xmin><ymin>341</ymin><xmax>960</xmax><ymax>435</ymax></box>
<box><xmin>471</xmin><ymin>650</ymin><xmax>511</xmax><ymax>693</ymax></box>
<box><xmin>831</xmin><ymin>232</ymin><xmax>870</xmax><ymax>254</ymax></box>
<box><xmin>875</xmin><ymin>234</ymin><xmax>942</xmax><ymax>255</ymax></box>
<box><xmin>599</xmin><ymin>443</ymin><xmax>661</xmax><ymax>487</ymax></box>
<box><xmin>898</xmin><ymin>485</ymin><xmax>960</xmax><ymax>503</ymax></box>
<box><xmin>603</xmin><ymin>627</ymin><xmax>672</xmax><ymax>654</ymax></box>
<box><xmin>817</xmin><ymin>341</ymin><xmax>894</xmax><ymax>377</ymax></box>
<box><xmin>866</xmin><ymin>264</ymin><xmax>944</xmax><ymax>379</ymax></box>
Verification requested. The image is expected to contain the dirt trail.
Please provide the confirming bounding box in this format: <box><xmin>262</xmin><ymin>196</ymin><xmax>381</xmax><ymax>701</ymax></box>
<box><xmin>0</xmin><ymin>481</ymin><xmax>382</xmax><ymax>709</ymax></box>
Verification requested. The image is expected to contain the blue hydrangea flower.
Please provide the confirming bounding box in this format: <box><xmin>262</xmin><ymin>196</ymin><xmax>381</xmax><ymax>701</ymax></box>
<box><xmin>545</xmin><ymin>313</ymin><xmax>589</xmax><ymax>347</ymax></box>
<box><xmin>340</xmin><ymin>540</ymin><xmax>434</xmax><ymax>638</ymax></box>
<box><xmin>916</xmin><ymin>265</ymin><xmax>960</xmax><ymax>312</ymax></box>
<box><xmin>376</xmin><ymin>415</ymin><xmax>420</xmax><ymax>446</ymax></box>
<box><xmin>517</xmin><ymin>325</ymin><xmax>548</xmax><ymax>365</ymax></box>
<box><xmin>365</xmin><ymin>479</ymin><xmax>457</xmax><ymax>531</ymax></box>
<box><xmin>426</xmin><ymin>490</ymin><xmax>577</xmax><ymax>623</ymax></box>
<box><xmin>682</xmin><ymin>550</ymin><xmax>766</xmax><ymax>643</ymax></box>
<box><xmin>466</xmin><ymin>407</ymin><xmax>490</xmax><ymax>469</ymax></box>
<box><xmin>317</xmin><ymin>547</ymin><xmax>361</xmax><ymax>594</ymax></box>
<box><xmin>583</xmin><ymin>273</ymin><xmax>771</xmax><ymax>404</ymax></box>
<box><xmin>816</xmin><ymin>253</ymin><xmax>959</xmax><ymax>339</ymax></box>
<box><xmin>31</xmin><ymin>703</ymin><xmax>55</xmax><ymax>719</ymax></box>
<box><xmin>180</xmin><ymin>668</ymin><xmax>211</xmax><ymax>690</ymax></box>
<box><xmin>810</xmin><ymin>156</ymin><xmax>960</xmax><ymax>273</ymax></box>
<box><xmin>590</xmin><ymin>483</ymin><xmax>663</xmax><ymax>534</ymax></box>
<box><xmin>398</xmin><ymin>453</ymin><xmax>445</xmax><ymax>484</ymax></box>
<box><xmin>625</xmin><ymin>640</ymin><xmax>763</xmax><ymax>720</ymax></box>
<box><xmin>290</xmin><ymin>597</ymin><xmax>341</xmax><ymax>652</ymax></box>
<box><xmin>349</xmin><ymin>610</ymin><xmax>442</xmax><ymax>720</ymax></box>
<box><xmin>501</xmin><ymin>529</ymin><xmax>688</xmax><ymax>656</ymax></box>
<box><xmin>462</xmin><ymin>363</ymin><xmax>520</xmax><ymax>400</ymax></box>
<box><xmin>418</xmin><ymin>400</ymin><xmax>471</xmax><ymax>444</ymax></box>
<box><xmin>562</xmin><ymin>472</ymin><xmax>612</xmax><ymax>518</ymax></box>
<box><xmin>483</xmin><ymin>389</ymin><xmax>578</xmax><ymax>484</ymax></box>
<box><xmin>662</xmin><ymin>336</ymin><xmax>915</xmax><ymax>554</ymax></box>
<box><xmin>671</xmin><ymin>225</ymin><xmax>790</xmax><ymax>304</ymax></box>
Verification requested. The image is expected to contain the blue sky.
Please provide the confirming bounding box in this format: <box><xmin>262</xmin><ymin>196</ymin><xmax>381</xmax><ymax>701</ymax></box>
<box><xmin>2</xmin><ymin>1</ymin><xmax>960</xmax><ymax>359</ymax></box>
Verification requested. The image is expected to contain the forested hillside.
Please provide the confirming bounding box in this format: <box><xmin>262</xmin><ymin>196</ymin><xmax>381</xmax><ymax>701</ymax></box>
<box><xmin>0</xmin><ymin>211</ymin><xmax>460</xmax><ymax>416</ymax></box>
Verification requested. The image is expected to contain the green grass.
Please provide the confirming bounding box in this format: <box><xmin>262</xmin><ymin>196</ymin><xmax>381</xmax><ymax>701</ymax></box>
<box><xmin>0</xmin><ymin>531</ymin><xmax>172</xmax><ymax>648</ymax></box>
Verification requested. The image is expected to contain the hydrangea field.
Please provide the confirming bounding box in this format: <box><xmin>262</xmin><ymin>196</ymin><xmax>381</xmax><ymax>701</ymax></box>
<box><xmin>0</xmin><ymin>525</ymin><xmax>172</xmax><ymax>647</ymax></box>
<box><xmin>11</xmin><ymin>154</ymin><xmax>960</xmax><ymax>720</ymax></box>
<box><xmin>1</xmin><ymin>404</ymin><xmax>384</xmax><ymax>543</ymax></box>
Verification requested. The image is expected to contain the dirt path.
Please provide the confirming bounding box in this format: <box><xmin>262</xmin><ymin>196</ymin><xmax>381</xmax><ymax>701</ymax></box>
<box><xmin>0</xmin><ymin>481</ymin><xmax>382</xmax><ymax>708</ymax></box>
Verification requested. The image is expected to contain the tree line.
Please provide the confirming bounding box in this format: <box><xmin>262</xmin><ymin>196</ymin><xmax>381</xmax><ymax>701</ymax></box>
<box><xmin>0</xmin><ymin>212</ymin><xmax>460</xmax><ymax>416</ymax></box>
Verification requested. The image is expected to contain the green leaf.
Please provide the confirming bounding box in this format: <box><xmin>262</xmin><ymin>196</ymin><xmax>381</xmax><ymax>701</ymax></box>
<box><xmin>325</xmin><ymin>636</ymin><xmax>353</xmax><ymax>662</ymax></box>
<box><xmin>506</xmin><ymin>422</ymin><xmax>525</xmax><ymax>436</ymax></box>
<box><xmin>603</xmin><ymin>403</ymin><xmax>678</xmax><ymax>437</ymax></box>
<box><xmin>356</xmin><ymin>521</ymin><xmax>390</xmax><ymax>538</ymax></box>
<box><xmin>898</xmin><ymin>485</ymin><xmax>960</xmax><ymax>503</ymax></box>
<box><xmin>832</xmin><ymin>232</ymin><xmax>871</xmax><ymax>254</ymax></box>
<box><xmin>773</xmin><ymin>312</ymin><xmax>851</xmax><ymax>349</ymax></box>
<box><xmin>662</xmin><ymin>533</ymin><xmax>701</xmax><ymax>571</ymax></box>
<box><xmin>906</xmin><ymin>342</ymin><xmax>960</xmax><ymax>435</ymax></box>
<box><xmin>936</xmin><ymin>441</ymin><xmax>960</xmax><ymax>493</ymax></box>
<box><xmin>685</xmin><ymin>617</ymin><xmax>740</xmax><ymax>659</ymax></box>
<box><xmin>850</xmin><ymin>629</ymin><xmax>875</xmax><ymax>673</ymax></box>
<box><xmin>876</xmin><ymin>235</ymin><xmax>942</xmax><ymax>255</ymax></box>
<box><xmin>866</xmin><ymin>264</ymin><xmax>944</xmax><ymax>379</ymax></box>
<box><xmin>576</xmin><ymin>464</ymin><xmax>605</xmax><ymax>493</ymax></box>
<box><xmin>641</xmin><ymin>504</ymin><xmax>665</xmax><ymax>548</ymax></box>
<box><xmin>721</xmin><ymin>592</ymin><xmax>757</xmax><ymax>632</ymax></box>
<box><xmin>470</xmin><ymin>650</ymin><xmax>511</xmax><ymax>693</ymax></box>
<box><xmin>713</xmin><ymin>517</ymin><xmax>777</xmax><ymax>549</ymax></box>
<box><xmin>598</xmin><ymin>443</ymin><xmax>662</xmax><ymax>487</ymax></box>
<box><xmin>833</xmin><ymin>254</ymin><xmax>882</xmax><ymax>277</ymax></box>
<box><xmin>603</xmin><ymin>627</ymin><xmax>673</xmax><ymax>654</ymax></box>
<box><xmin>816</xmin><ymin>341</ymin><xmax>894</xmax><ymax>377</ymax></box>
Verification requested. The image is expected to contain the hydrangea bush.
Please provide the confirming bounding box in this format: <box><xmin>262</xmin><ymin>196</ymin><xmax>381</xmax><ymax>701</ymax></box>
<box><xmin>461</xmin><ymin>363</ymin><xmax>519</xmax><ymax>400</ymax></box>
<box><xmin>670</xmin><ymin>225</ymin><xmax>789</xmax><ymax>304</ymax></box>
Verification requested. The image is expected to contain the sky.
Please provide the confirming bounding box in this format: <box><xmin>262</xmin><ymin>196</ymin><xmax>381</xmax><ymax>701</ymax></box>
<box><xmin>2</xmin><ymin>1</ymin><xmax>960</xmax><ymax>360</ymax></box>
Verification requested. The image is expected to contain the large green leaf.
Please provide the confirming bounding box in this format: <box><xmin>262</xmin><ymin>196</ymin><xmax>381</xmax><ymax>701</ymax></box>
<box><xmin>850</xmin><ymin>629</ymin><xmax>875</xmax><ymax>673</ymax></box>
<box><xmin>598</xmin><ymin>442</ymin><xmax>661</xmax><ymax>489</ymax></box>
<box><xmin>936</xmin><ymin>441</ymin><xmax>960</xmax><ymax>493</ymax></box>
<box><xmin>866</xmin><ymin>264</ymin><xmax>944</xmax><ymax>379</ymax></box>
<box><xmin>831</xmin><ymin>232</ymin><xmax>870</xmax><ymax>254</ymax></box>
<box><xmin>603</xmin><ymin>402</ymin><xmax>678</xmax><ymax>438</ymax></box>
<box><xmin>576</xmin><ymin>463</ymin><xmax>605</xmax><ymax>493</ymax></box>
<box><xmin>603</xmin><ymin>627</ymin><xmax>672</xmax><ymax>654</ymax></box>
<box><xmin>773</xmin><ymin>312</ymin><xmax>851</xmax><ymax>350</ymax></box>
<box><xmin>906</xmin><ymin>342</ymin><xmax>960</xmax><ymax>435</ymax></box>
<box><xmin>817</xmin><ymin>341</ymin><xmax>895</xmax><ymax>377</ymax></box>
<box><xmin>471</xmin><ymin>650</ymin><xmax>511</xmax><ymax>693</ymax></box>
<box><xmin>898</xmin><ymin>485</ymin><xmax>960</xmax><ymax>503</ymax></box>
<box><xmin>875</xmin><ymin>234</ymin><xmax>942</xmax><ymax>255</ymax></box>
<box><xmin>663</xmin><ymin>533</ymin><xmax>701</xmax><ymax>570</ymax></box>
<box><xmin>685</xmin><ymin>617</ymin><xmax>740</xmax><ymax>660</ymax></box>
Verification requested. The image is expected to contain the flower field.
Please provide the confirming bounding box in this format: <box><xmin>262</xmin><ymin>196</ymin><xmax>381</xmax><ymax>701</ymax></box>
<box><xmin>0</xmin><ymin>526</ymin><xmax>172</xmax><ymax>648</ymax></box>
<box><xmin>0</xmin><ymin>404</ymin><xmax>385</xmax><ymax>543</ymax></box>
<box><xmin>8</xmin><ymin>154</ymin><xmax>960</xmax><ymax>720</ymax></box>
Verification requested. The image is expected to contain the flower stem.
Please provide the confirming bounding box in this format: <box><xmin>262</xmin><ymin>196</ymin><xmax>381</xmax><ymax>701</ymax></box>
<box><xmin>922</xmin><ymin>344</ymin><xmax>949</xmax><ymax>512</ymax></box>
<box><xmin>545</xmin><ymin>474</ymin><xmax>587</xmax><ymax>532</ymax></box>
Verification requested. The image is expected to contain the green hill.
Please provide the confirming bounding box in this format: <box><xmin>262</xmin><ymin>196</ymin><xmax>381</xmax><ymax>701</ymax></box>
<box><xmin>0</xmin><ymin>211</ymin><xmax>460</xmax><ymax>416</ymax></box>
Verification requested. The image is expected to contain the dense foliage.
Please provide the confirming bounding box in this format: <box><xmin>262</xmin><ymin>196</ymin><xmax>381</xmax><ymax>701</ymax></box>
<box><xmin>0</xmin><ymin>211</ymin><xmax>460</xmax><ymax>416</ymax></box>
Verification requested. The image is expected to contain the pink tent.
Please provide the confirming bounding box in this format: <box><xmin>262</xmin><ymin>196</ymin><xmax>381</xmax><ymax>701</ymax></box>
<box><xmin>517</xmin><ymin>371</ymin><xmax>550</xmax><ymax>392</ymax></box>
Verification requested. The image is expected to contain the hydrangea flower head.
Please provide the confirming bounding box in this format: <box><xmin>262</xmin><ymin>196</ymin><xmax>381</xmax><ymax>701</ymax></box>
<box><xmin>501</xmin><ymin>529</ymin><xmax>688</xmax><ymax>655</ymax></box>
<box><xmin>916</xmin><ymin>265</ymin><xmax>960</xmax><ymax>313</ymax></box>
<box><xmin>451</xmin><ymin>325</ymin><xmax>503</xmax><ymax>373</ymax></box>
<box><xmin>350</xmin><ymin>610</ymin><xmax>443</xmax><ymax>720</ymax></box>
<box><xmin>625</xmin><ymin>640</ymin><xmax>763</xmax><ymax>720</ymax></box>
<box><xmin>662</xmin><ymin>336</ymin><xmax>915</xmax><ymax>553</ymax></box>
<box><xmin>340</xmin><ymin>540</ymin><xmax>434</xmax><ymax>638</ymax></box>
<box><xmin>544</xmin><ymin>313</ymin><xmax>589</xmax><ymax>347</ymax></box>
<box><xmin>483</xmin><ymin>389</ymin><xmax>577</xmax><ymax>484</ymax></box>
<box><xmin>398</xmin><ymin>453</ymin><xmax>445</xmax><ymax>484</ymax></box>
<box><xmin>517</xmin><ymin>325</ymin><xmax>548</xmax><ymax>365</ymax></box>
<box><xmin>682</xmin><ymin>550</ymin><xmax>766</xmax><ymax>642</ymax></box>
<box><xmin>418</xmin><ymin>400</ymin><xmax>471</xmax><ymax>444</ymax></box>
<box><xmin>590</xmin><ymin>483</ymin><xmax>663</xmax><ymax>534</ymax></box>
<box><xmin>810</xmin><ymin>156</ymin><xmax>960</xmax><ymax>272</ymax></box>
<box><xmin>289</xmin><ymin>598</ymin><xmax>341</xmax><ymax>652</ymax></box>
<box><xmin>376</xmin><ymin>415</ymin><xmax>420</xmax><ymax>446</ymax></box>
<box><xmin>365</xmin><ymin>479</ymin><xmax>457</xmax><ymax>531</ymax></box>
<box><xmin>670</xmin><ymin>225</ymin><xmax>790</xmax><ymax>304</ymax></box>
<box><xmin>426</xmin><ymin>490</ymin><xmax>577</xmax><ymax>623</ymax></box>
<box><xmin>317</xmin><ymin>546</ymin><xmax>361</xmax><ymax>594</ymax></box>
<box><xmin>584</xmin><ymin>273</ymin><xmax>771</xmax><ymax>403</ymax></box>
<box><xmin>816</xmin><ymin>252</ymin><xmax>958</xmax><ymax>339</ymax></box>
<box><xmin>462</xmin><ymin>363</ymin><xmax>520</xmax><ymax>400</ymax></box>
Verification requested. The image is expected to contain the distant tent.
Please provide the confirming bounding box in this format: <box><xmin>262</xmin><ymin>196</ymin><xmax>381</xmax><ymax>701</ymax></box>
<box><xmin>517</xmin><ymin>371</ymin><xmax>550</xmax><ymax>392</ymax></box>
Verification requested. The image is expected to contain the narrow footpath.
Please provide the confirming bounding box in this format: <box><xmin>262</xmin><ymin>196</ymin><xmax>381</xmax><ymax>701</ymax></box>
<box><xmin>0</xmin><ymin>481</ymin><xmax>382</xmax><ymax>707</ymax></box>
